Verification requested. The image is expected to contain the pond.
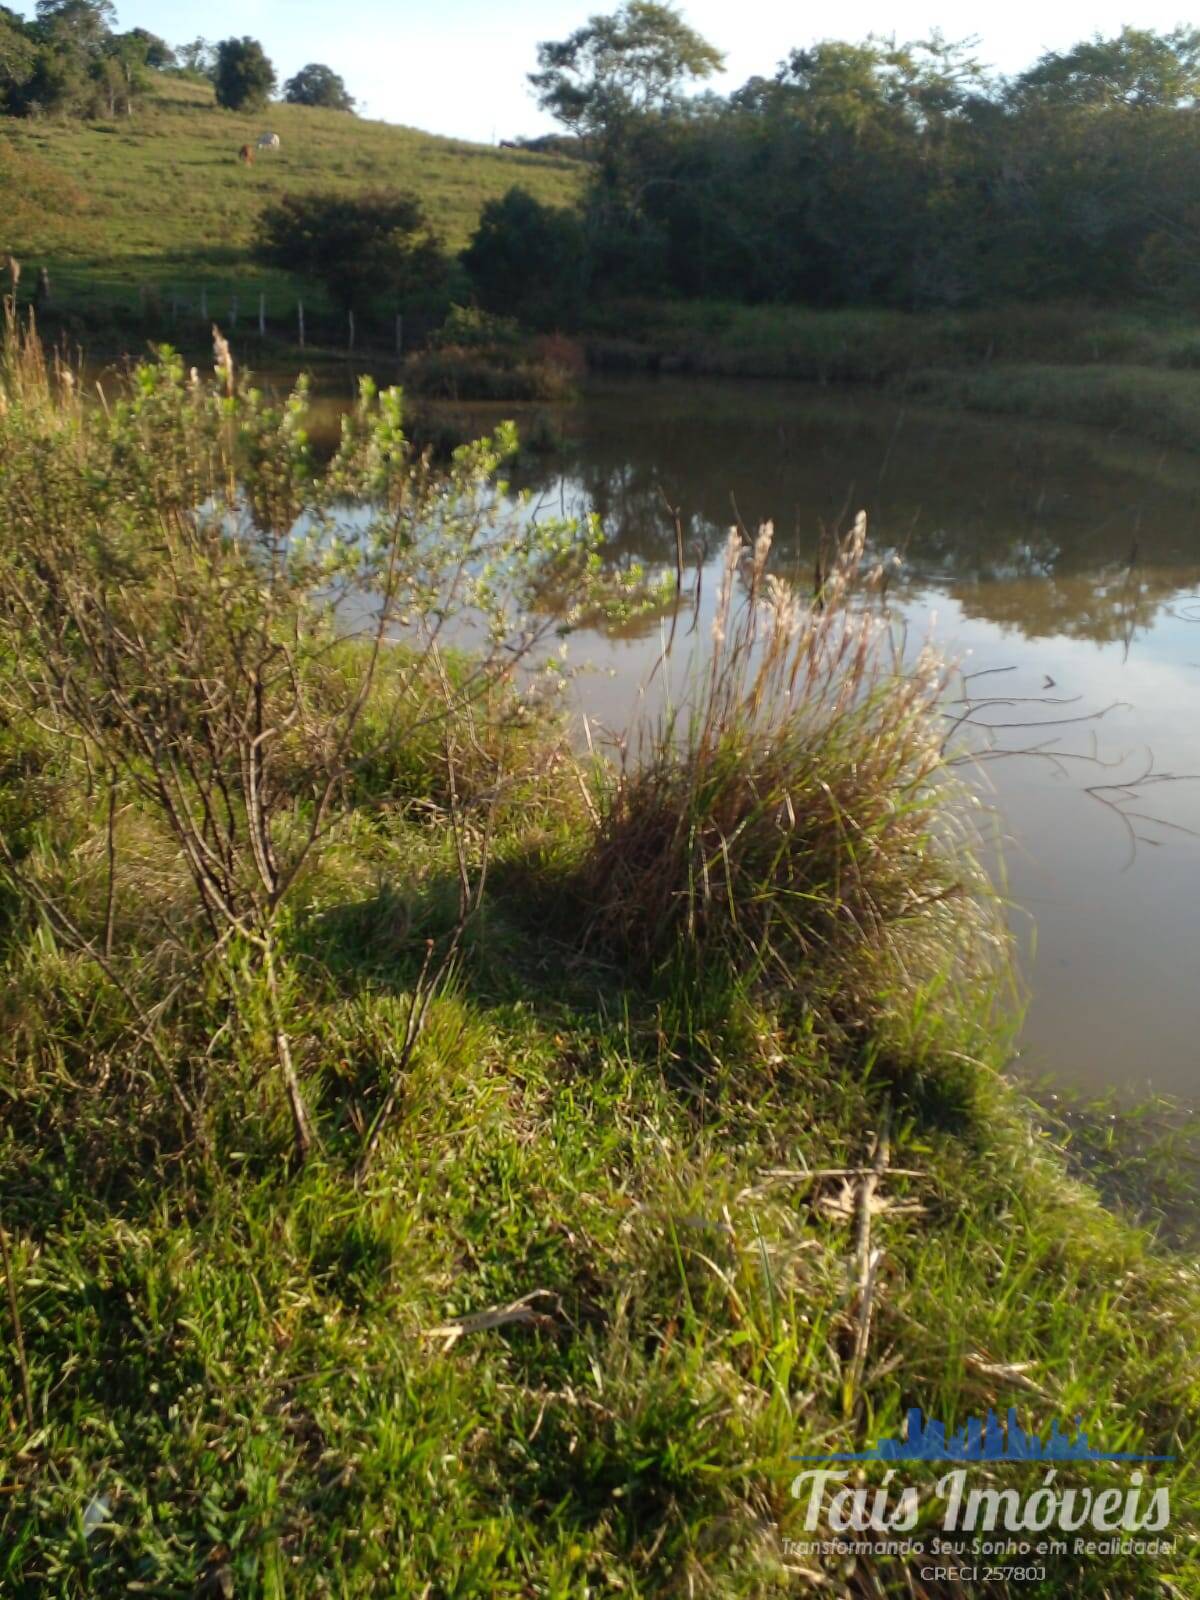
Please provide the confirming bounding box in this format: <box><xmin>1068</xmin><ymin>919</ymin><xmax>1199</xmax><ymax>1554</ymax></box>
<box><xmin>323</xmin><ymin>373</ymin><xmax>1200</xmax><ymax>1099</ymax></box>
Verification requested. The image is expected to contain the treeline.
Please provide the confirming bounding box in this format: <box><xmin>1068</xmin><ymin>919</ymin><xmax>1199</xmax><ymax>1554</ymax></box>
<box><xmin>0</xmin><ymin>0</ymin><xmax>172</xmax><ymax>117</ymax></box>
<box><xmin>0</xmin><ymin>0</ymin><xmax>353</xmax><ymax>118</ymax></box>
<box><xmin>467</xmin><ymin>7</ymin><xmax>1200</xmax><ymax>314</ymax></box>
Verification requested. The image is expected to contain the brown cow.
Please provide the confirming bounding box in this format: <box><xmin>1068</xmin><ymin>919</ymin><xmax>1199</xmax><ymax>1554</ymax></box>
<box><xmin>238</xmin><ymin>144</ymin><xmax>254</xmax><ymax>165</ymax></box>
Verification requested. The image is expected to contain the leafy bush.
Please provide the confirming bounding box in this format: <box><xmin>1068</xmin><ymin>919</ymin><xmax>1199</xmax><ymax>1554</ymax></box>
<box><xmin>255</xmin><ymin>189</ymin><xmax>447</xmax><ymax>314</ymax></box>
<box><xmin>0</xmin><ymin>310</ymin><xmax>626</xmax><ymax>1161</ymax></box>
<box><xmin>403</xmin><ymin>301</ymin><xmax>580</xmax><ymax>401</ymax></box>
<box><xmin>401</xmin><ymin>345</ymin><xmax>575</xmax><ymax>402</ymax></box>
<box><xmin>431</xmin><ymin>302</ymin><xmax>521</xmax><ymax>350</ymax></box>
<box><xmin>463</xmin><ymin>186</ymin><xmax>586</xmax><ymax>327</ymax></box>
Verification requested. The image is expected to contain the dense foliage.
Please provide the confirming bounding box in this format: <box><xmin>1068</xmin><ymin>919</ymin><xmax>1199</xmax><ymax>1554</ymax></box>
<box><xmin>212</xmin><ymin>34</ymin><xmax>275</xmax><ymax>113</ymax></box>
<box><xmin>463</xmin><ymin>14</ymin><xmax>1200</xmax><ymax>312</ymax></box>
<box><xmin>0</xmin><ymin>0</ymin><xmax>158</xmax><ymax>117</ymax></box>
<box><xmin>463</xmin><ymin>185</ymin><xmax>586</xmax><ymax>326</ymax></box>
<box><xmin>254</xmin><ymin>189</ymin><xmax>448</xmax><ymax>313</ymax></box>
<box><xmin>283</xmin><ymin>61</ymin><xmax>355</xmax><ymax>111</ymax></box>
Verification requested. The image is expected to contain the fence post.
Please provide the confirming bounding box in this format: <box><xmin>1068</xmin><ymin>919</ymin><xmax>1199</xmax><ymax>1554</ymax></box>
<box><xmin>395</xmin><ymin>313</ymin><xmax>403</xmax><ymax>357</ymax></box>
<box><xmin>298</xmin><ymin>301</ymin><xmax>305</xmax><ymax>349</ymax></box>
<box><xmin>258</xmin><ymin>292</ymin><xmax>266</xmax><ymax>337</ymax></box>
<box><xmin>348</xmin><ymin>310</ymin><xmax>355</xmax><ymax>352</ymax></box>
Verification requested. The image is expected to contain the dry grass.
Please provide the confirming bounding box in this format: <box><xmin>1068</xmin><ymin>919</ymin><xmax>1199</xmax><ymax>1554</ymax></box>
<box><xmin>579</xmin><ymin>517</ymin><xmax>1003</xmax><ymax>1023</ymax></box>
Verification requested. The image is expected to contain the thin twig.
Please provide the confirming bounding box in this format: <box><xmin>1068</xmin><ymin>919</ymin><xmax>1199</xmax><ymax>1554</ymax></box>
<box><xmin>847</xmin><ymin>1108</ymin><xmax>890</xmax><ymax>1413</ymax></box>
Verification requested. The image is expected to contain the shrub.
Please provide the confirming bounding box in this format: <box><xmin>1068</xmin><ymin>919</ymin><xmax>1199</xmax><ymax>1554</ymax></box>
<box><xmin>255</xmin><ymin>189</ymin><xmax>447</xmax><ymax>314</ymax></box>
<box><xmin>531</xmin><ymin>330</ymin><xmax>587</xmax><ymax>378</ymax></box>
<box><xmin>402</xmin><ymin>303</ymin><xmax>565</xmax><ymax>399</ymax></box>
<box><xmin>463</xmin><ymin>186</ymin><xmax>586</xmax><ymax>327</ymax></box>
<box><xmin>403</xmin><ymin>304</ymin><xmax>583</xmax><ymax>402</ymax></box>
<box><xmin>0</xmin><ymin>311</ymin><xmax>630</xmax><ymax>1162</ymax></box>
<box><xmin>402</xmin><ymin>345</ymin><xmax>575</xmax><ymax>402</ymax></box>
<box><xmin>430</xmin><ymin>302</ymin><xmax>521</xmax><ymax>350</ymax></box>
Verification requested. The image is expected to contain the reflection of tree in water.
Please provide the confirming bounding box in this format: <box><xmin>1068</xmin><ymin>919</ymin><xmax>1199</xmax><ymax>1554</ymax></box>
<box><xmin>947</xmin><ymin>568</ymin><xmax>1200</xmax><ymax>647</ymax></box>
<box><xmin>511</xmin><ymin>383</ymin><xmax>1200</xmax><ymax>647</ymax></box>
<box><xmin>518</xmin><ymin>449</ymin><xmax>722</xmax><ymax>571</ymax></box>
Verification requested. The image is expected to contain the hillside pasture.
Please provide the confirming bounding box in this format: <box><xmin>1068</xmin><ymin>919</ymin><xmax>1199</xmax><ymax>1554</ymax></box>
<box><xmin>0</xmin><ymin>75</ymin><xmax>583</xmax><ymax>317</ymax></box>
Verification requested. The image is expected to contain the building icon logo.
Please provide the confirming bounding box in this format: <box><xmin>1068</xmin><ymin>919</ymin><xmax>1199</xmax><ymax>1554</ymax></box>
<box><xmin>794</xmin><ymin>1407</ymin><xmax>1173</xmax><ymax>1463</ymax></box>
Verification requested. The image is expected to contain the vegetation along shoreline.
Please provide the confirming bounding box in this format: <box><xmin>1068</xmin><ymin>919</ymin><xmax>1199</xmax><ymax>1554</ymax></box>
<box><xmin>1</xmin><ymin>2</ymin><xmax>1199</xmax><ymax>1594</ymax></box>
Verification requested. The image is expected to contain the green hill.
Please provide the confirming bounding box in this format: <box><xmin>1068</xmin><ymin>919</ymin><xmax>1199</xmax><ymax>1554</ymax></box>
<box><xmin>0</xmin><ymin>75</ymin><xmax>583</xmax><ymax>319</ymax></box>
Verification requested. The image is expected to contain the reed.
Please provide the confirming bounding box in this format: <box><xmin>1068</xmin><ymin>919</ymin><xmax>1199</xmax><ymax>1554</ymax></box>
<box><xmin>579</xmin><ymin>517</ymin><xmax>1005</xmax><ymax>1035</ymax></box>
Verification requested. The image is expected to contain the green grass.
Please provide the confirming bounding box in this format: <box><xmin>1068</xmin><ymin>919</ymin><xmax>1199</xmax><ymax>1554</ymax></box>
<box><xmin>583</xmin><ymin>299</ymin><xmax>1200</xmax><ymax>446</ymax></box>
<box><xmin>4</xmin><ymin>781</ymin><xmax>1198</xmax><ymax>1596</ymax></box>
<box><xmin>904</xmin><ymin>364</ymin><xmax>1200</xmax><ymax>452</ymax></box>
<box><xmin>0</xmin><ymin>75</ymin><xmax>583</xmax><ymax>318</ymax></box>
<box><xmin>586</xmin><ymin>299</ymin><xmax>1200</xmax><ymax>381</ymax></box>
<box><xmin>1</xmin><ymin>326</ymin><xmax>1198</xmax><ymax>1597</ymax></box>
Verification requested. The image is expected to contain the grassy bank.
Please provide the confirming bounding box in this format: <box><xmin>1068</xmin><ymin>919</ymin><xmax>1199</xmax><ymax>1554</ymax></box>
<box><xmin>585</xmin><ymin>300</ymin><xmax>1200</xmax><ymax>447</ymax></box>
<box><xmin>585</xmin><ymin>300</ymin><xmax>1200</xmax><ymax>380</ymax></box>
<box><xmin>904</xmin><ymin>365</ymin><xmax>1200</xmax><ymax>453</ymax></box>
<box><xmin>0</xmin><ymin>75</ymin><xmax>582</xmax><ymax>318</ymax></box>
<box><xmin>0</xmin><ymin>321</ymin><xmax>1197</xmax><ymax>1597</ymax></box>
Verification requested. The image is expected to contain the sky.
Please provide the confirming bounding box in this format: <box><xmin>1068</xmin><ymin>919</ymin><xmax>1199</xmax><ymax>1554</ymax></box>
<box><xmin>16</xmin><ymin>1</ymin><xmax>1195</xmax><ymax>141</ymax></box>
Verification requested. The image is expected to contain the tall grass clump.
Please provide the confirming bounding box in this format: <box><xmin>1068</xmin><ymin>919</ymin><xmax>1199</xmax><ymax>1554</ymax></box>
<box><xmin>580</xmin><ymin>516</ymin><xmax>1007</xmax><ymax>1032</ymax></box>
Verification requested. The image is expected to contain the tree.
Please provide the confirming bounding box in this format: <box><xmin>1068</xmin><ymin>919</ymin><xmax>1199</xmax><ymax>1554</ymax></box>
<box><xmin>124</xmin><ymin>26</ymin><xmax>175</xmax><ymax>70</ymax></box>
<box><xmin>7</xmin><ymin>39</ymin><xmax>89</xmax><ymax>115</ymax></box>
<box><xmin>34</xmin><ymin>0</ymin><xmax>113</xmax><ymax>58</ymax></box>
<box><xmin>530</xmin><ymin>2</ymin><xmax>722</xmax><ymax>186</ymax></box>
<box><xmin>0</xmin><ymin>11</ymin><xmax>36</xmax><ymax>109</ymax></box>
<box><xmin>283</xmin><ymin>61</ymin><xmax>354</xmax><ymax>111</ymax></box>
<box><xmin>774</xmin><ymin>34</ymin><xmax>991</xmax><ymax>130</ymax></box>
<box><xmin>213</xmin><ymin>35</ymin><xmax>275</xmax><ymax>112</ymax></box>
<box><xmin>96</xmin><ymin>31</ymin><xmax>153</xmax><ymax>115</ymax></box>
<box><xmin>175</xmin><ymin>36</ymin><xmax>214</xmax><ymax>78</ymax></box>
<box><xmin>463</xmin><ymin>187</ymin><xmax>586</xmax><ymax>323</ymax></box>
<box><xmin>1011</xmin><ymin>27</ymin><xmax>1200</xmax><ymax>110</ymax></box>
<box><xmin>255</xmin><ymin>191</ymin><xmax>447</xmax><ymax>312</ymax></box>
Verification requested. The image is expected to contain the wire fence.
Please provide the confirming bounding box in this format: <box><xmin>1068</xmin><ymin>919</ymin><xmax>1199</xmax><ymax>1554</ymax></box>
<box><xmin>5</xmin><ymin>263</ymin><xmax>442</xmax><ymax>357</ymax></box>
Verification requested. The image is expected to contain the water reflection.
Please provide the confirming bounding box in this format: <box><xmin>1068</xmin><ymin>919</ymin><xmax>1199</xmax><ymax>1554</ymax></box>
<box><xmin>312</xmin><ymin>373</ymin><xmax>1200</xmax><ymax>1096</ymax></box>
<box><xmin>507</xmin><ymin>380</ymin><xmax>1200</xmax><ymax>648</ymax></box>
<box><xmin>507</xmin><ymin>380</ymin><xmax>1200</xmax><ymax>1098</ymax></box>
